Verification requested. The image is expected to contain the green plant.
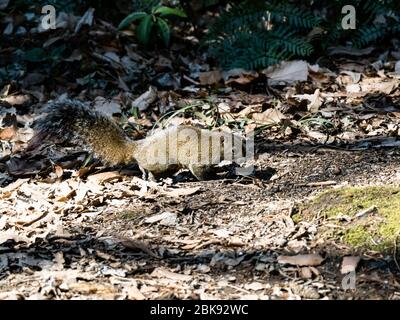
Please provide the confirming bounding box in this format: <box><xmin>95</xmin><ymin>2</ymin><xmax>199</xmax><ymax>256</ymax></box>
<box><xmin>205</xmin><ymin>0</ymin><xmax>400</xmax><ymax>71</ymax></box>
<box><xmin>151</xmin><ymin>103</ymin><xmax>197</xmax><ymax>132</ymax></box>
<box><xmin>118</xmin><ymin>1</ymin><xmax>187</xmax><ymax>46</ymax></box>
<box><xmin>23</xmin><ymin>46</ymin><xmax>66</xmax><ymax>62</ymax></box>
<box><xmin>205</xmin><ymin>1</ymin><xmax>319</xmax><ymax>70</ymax></box>
<box><xmin>315</xmin><ymin>0</ymin><xmax>400</xmax><ymax>49</ymax></box>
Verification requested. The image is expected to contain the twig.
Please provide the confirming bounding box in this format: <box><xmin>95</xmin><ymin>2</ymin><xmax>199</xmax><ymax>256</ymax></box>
<box><xmin>393</xmin><ymin>233</ymin><xmax>400</xmax><ymax>273</ymax></box>
<box><xmin>226</xmin><ymin>284</ymin><xmax>251</xmax><ymax>294</ymax></box>
<box><xmin>297</xmin><ymin>180</ymin><xmax>337</xmax><ymax>187</ymax></box>
<box><xmin>16</xmin><ymin>212</ymin><xmax>48</xmax><ymax>227</ymax></box>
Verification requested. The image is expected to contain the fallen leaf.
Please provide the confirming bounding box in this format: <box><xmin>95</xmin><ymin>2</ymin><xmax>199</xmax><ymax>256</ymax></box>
<box><xmin>339</xmin><ymin>70</ymin><xmax>361</xmax><ymax>84</ymax></box>
<box><xmin>179</xmin><ymin>239</ymin><xmax>202</xmax><ymax>250</ymax></box>
<box><xmin>124</xmin><ymin>285</ymin><xmax>146</xmax><ymax>300</ymax></box>
<box><xmin>6</xmin><ymin>157</ymin><xmax>46</xmax><ymax>176</ymax></box>
<box><xmin>74</xmin><ymin>7</ymin><xmax>95</xmax><ymax>33</ymax></box>
<box><xmin>87</xmin><ymin>171</ymin><xmax>122</xmax><ymax>185</ymax></box>
<box><xmin>74</xmin><ymin>183</ymin><xmax>90</xmax><ymax>203</ymax></box>
<box><xmin>144</xmin><ymin>211</ymin><xmax>177</xmax><ymax>226</ymax></box>
<box><xmin>0</xmin><ymin>84</ymin><xmax>10</xmax><ymax>96</ymax></box>
<box><xmin>0</xmin><ymin>0</ymin><xmax>9</xmax><ymax>10</ymax></box>
<box><xmin>237</xmin><ymin>104</ymin><xmax>262</xmax><ymax>118</ymax></box>
<box><xmin>132</xmin><ymin>86</ymin><xmax>158</xmax><ymax>111</ymax></box>
<box><xmin>347</xmin><ymin>78</ymin><xmax>398</xmax><ymax>95</ymax></box>
<box><xmin>244</xmin><ymin>282</ymin><xmax>266</xmax><ymax>291</ymax></box>
<box><xmin>15</xmin><ymin>212</ymin><xmax>48</xmax><ymax>227</ymax></box>
<box><xmin>199</xmin><ymin>70</ymin><xmax>222</xmax><ymax>85</ymax></box>
<box><xmin>360</xmin><ymin>79</ymin><xmax>397</xmax><ymax>94</ymax></box>
<box><xmin>0</xmin><ymin>94</ymin><xmax>31</xmax><ymax>105</ymax></box>
<box><xmin>197</xmin><ymin>264</ymin><xmax>211</xmax><ymax>273</ymax></box>
<box><xmin>65</xmin><ymin>49</ymin><xmax>83</xmax><ymax>61</ymax></box>
<box><xmin>212</xmin><ymin>229</ymin><xmax>232</xmax><ymax>238</ymax></box>
<box><xmin>252</xmin><ymin>108</ymin><xmax>286</xmax><ymax>125</ymax></box>
<box><xmin>341</xmin><ymin>256</ymin><xmax>360</xmax><ymax>274</ymax></box>
<box><xmin>103</xmin><ymin>52</ymin><xmax>120</xmax><ymax>64</ymax></box>
<box><xmin>151</xmin><ymin>267</ymin><xmax>192</xmax><ymax>281</ymax></box>
<box><xmin>3</xmin><ymin>22</ymin><xmax>12</xmax><ymax>35</ymax></box>
<box><xmin>53</xmin><ymin>251</ymin><xmax>65</xmax><ymax>270</ymax></box>
<box><xmin>223</xmin><ymin>68</ymin><xmax>258</xmax><ymax>85</ymax></box>
<box><xmin>54</xmin><ymin>165</ymin><xmax>64</xmax><ymax>179</ymax></box>
<box><xmin>0</xmin><ymin>254</ymin><xmax>8</xmax><ymax>269</ymax></box>
<box><xmin>217</xmin><ymin>102</ymin><xmax>231</xmax><ymax>113</ymax></box>
<box><xmin>68</xmin><ymin>282</ymin><xmax>117</xmax><ymax>297</ymax></box>
<box><xmin>395</xmin><ymin>61</ymin><xmax>400</xmax><ymax>75</ymax></box>
<box><xmin>0</xmin><ymin>126</ymin><xmax>17</xmax><ymax>140</ymax></box>
<box><xmin>308</xmin><ymin>65</ymin><xmax>335</xmax><ymax>86</ymax></box>
<box><xmin>300</xmin><ymin>267</ymin><xmax>313</xmax><ymax>279</ymax></box>
<box><xmin>263</xmin><ymin>60</ymin><xmax>308</xmax><ymax>85</ymax></box>
<box><xmin>100</xmin><ymin>266</ymin><xmax>126</xmax><ymax>277</ymax></box>
<box><xmin>161</xmin><ymin>186</ymin><xmax>201</xmax><ymax>197</ymax></box>
<box><xmin>277</xmin><ymin>254</ymin><xmax>324</xmax><ymax>266</ymax></box>
<box><xmin>239</xmin><ymin>294</ymin><xmax>259</xmax><ymax>300</ymax></box>
<box><xmin>305</xmin><ymin>130</ymin><xmax>329</xmax><ymax>143</ymax></box>
<box><xmin>94</xmin><ymin>97</ymin><xmax>122</xmax><ymax>117</ymax></box>
<box><xmin>0</xmin><ymin>178</ymin><xmax>29</xmax><ymax>199</ymax></box>
<box><xmin>115</xmin><ymin>237</ymin><xmax>160</xmax><ymax>258</ymax></box>
<box><xmin>293</xmin><ymin>89</ymin><xmax>323</xmax><ymax>113</ymax></box>
<box><xmin>308</xmin><ymin>89</ymin><xmax>323</xmax><ymax>113</ymax></box>
<box><xmin>56</xmin><ymin>181</ymin><xmax>75</xmax><ymax>202</ymax></box>
<box><xmin>346</xmin><ymin>83</ymin><xmax>361</xmax><ymax>93</ymax></box>
<box><xmin>337</xmin><ymin>131</ymin><xmax>357</xmax><ymax>141</ymax></box>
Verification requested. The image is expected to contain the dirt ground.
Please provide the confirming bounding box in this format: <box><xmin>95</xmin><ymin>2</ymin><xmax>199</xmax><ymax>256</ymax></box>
<box><xmin>1</xmin><ymin>144</ymin><xmax>400</xmax><ymax>300</ymax></box>
<box><xmin>2</xmin><ymin>0</ymin><xmax>400</xmax><ymax>301</ymax></box>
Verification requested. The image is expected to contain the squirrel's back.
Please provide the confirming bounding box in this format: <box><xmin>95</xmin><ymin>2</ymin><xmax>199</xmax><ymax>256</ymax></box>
<box><xmin>33</xmin><ymin>100</ymin><xmax>137</xmax><ymax>165</ymax></box>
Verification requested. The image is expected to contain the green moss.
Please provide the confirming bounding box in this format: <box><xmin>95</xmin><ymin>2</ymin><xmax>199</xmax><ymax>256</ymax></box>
<box><xmin>302</xmin><ymin>186</ymin><xmax>400</xmax><ymax>251</ymax></box>
<box><xmin>291</xmin><ymin>213</ymin><xmax>302</xmax><ymax>224</ymax></box>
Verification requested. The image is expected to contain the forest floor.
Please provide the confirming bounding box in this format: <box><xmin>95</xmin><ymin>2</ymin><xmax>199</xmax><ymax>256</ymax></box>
<box><xmin>1</xmin><ymin>5</ymin><xmax>400</xmax><ymax>300</ymax></box>
<box><xmin>1</xmin><ymin>144</ymin><xmax>400</xmax><ymax>300</ymax></box>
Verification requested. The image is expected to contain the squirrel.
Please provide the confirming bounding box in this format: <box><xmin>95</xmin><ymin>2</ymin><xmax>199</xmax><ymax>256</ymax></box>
<box><xmin>30</xmin><ymin>100</ymin><xmax>248</xmax><ymax>180</ymax></box>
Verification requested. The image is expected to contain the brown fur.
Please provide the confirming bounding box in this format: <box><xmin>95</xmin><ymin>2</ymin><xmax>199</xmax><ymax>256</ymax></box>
<box><xmin>33</xmin><ymin>100</ymin><xmax>245</xmax><ymax>180</ymax></box>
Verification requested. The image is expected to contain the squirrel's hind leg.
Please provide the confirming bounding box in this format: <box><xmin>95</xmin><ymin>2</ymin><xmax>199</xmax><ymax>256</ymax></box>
<box><xmin>138</xmin><ymin>165</ymin><xmax>157</xmax><ymax>182</ymax></box>
<box><xmin>188</xmin><ymin>164</ymin><xmax>216</xmax><ymax>180</ymax></box>
<box><xmin>140</xmin><ymin>165</ymin><xmax>181</xmax><ymax>181</ymax></box>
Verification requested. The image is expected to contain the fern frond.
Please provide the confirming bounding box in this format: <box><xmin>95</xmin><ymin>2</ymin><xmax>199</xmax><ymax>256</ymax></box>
<box><xmin>352</xmin><ymin>24</ymin><xmax>387</xmax><ymax>47</ymax></box>
<box><xmin>206</xmin><ymin>1</ymin><xmax>318</xmax><ymax>70</ymax></box>
<box><xmin>206</xmin><ymin>0</ymin><xmax>398</xmax><ymax>71</ymax></box>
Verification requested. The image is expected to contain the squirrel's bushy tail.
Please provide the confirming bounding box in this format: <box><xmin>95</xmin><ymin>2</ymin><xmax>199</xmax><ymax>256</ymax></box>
<box><xmin>31</xmin><ymin>100</ymin><xmax>137</xmax><ymax>165</ymax></box>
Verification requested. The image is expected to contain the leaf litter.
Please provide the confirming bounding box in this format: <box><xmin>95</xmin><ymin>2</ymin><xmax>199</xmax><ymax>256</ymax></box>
<box><xmin>1</xmin><ymin>4</ymin><xmax>400</xmax><ymax>300</ymax></box>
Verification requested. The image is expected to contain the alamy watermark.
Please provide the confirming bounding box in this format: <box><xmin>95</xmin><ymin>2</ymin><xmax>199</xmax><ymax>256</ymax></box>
<box><xmin>341</xmin><ymin>5</ymin><xmax>356</xmax><ymax>30</ymax></box>
<box><xmin>40</xmin><ymin>4</ymin><xmax>358</xmax><ymax>31</ymax></box>
<box><xmin>41</xmin><ymin>5</ymin><xmax>56</xmax><ymax>30</ymax></box>
<box><xmin>140</xmin><ymin>127</ymin><xmax>255</xmax><ymax>176</ymax></box>
<box><xmin>342</xmin><ymin>271</ymin><xmax>356</xmax><ymax>291</ymax></box>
